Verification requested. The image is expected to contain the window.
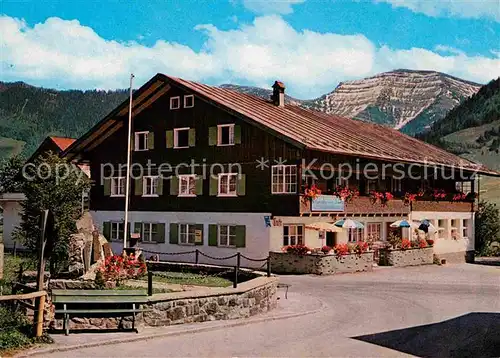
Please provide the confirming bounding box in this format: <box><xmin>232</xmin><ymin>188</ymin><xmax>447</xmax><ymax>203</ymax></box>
<box><xmin>179</xmin><ymin>224</ymin><xmax>196</xmax><ymax>245</ymax></box>
<box><xmin>110</xmin><ymin>222</ymin><xmax>124</xmax><ymax>241</ymax></box>
<box><xmin>283</xmin><ymin>225</ymin><xmax>304</xmax><ymax>246</ymax></box>
<box><xmin>174</xmin><ymin>127</ymin><xmax>190</xmax><ymax>148</ymax></box>
<box><xmin>391</xmin><ymin>178</ymin><xmax>402</xmax><ymax>193</ymax></box>
<box><xmin>111</xmin><ymin>177</ymin><xmax>125</xmax><ymax>197</ymax></box>
<box><xmin>179</xmin><ymin>175</ymin><xmax>196</xmax><ymax>197</ymax></box>
<box><xmin>366</xmin><ymin>223</ymin><xmax>382</xmax><ymax>241</ymax></box>
<box><xmin>142</xmin><ymin>223</ymin><xmax>158</xmax><ymax>243</ymax></box>
<box><xmin>135</xmin><ymin>131</ymin><xmax>149</xmax><ymax>151</ymax></box>
<box><xmin>463</xmin><ymin>219</ymin><xmax>470</xmax><ymax>239</ymax></box>
<box><xmin>272</xmin><ymin>165</ymin><xmax>297</xmax><ymax>194</ymax></box>
<box><xmin>348</xmin><ymin>228</ymin><xmax>364</xmax><ymax>242</ymax></box>
<box><xmin>455</xmin><ymin>181</ymin><xmax>472</xmax><ymax>194</ymax></box>
<box><xmin>184</xmin><ymin>95</ymin><xmax>194</xmax><ymax>108</ymax></box>
<box><xmin>217</xmin><ymin>124</ymin><xmax>235</xmax><ymax>146</ymax></box>
<box><xmin>170</xmin><ymin>96</ymin><xmax>180</xmax><ymax>110</ymax></box>
<box><xmin>218</xmin><ymin>225</ymin><xmax>236</xmax><ymax>247</ymax></box>
<box><xmin>143</xmin><ymin>176</ymin><xmax>159</xmax><ymax>196</ymax></box>
<box><xmin>366</xmin><ymin>179</ymin><xmax>378</xmax><ymax>194</ymax></box>
<box><xmin>218</xmin><ymin>173</ymin><xmax>238</xmax><ymax>196</ymax></box>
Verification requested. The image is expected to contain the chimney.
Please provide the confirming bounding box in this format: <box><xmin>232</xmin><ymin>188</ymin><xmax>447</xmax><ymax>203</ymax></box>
<box><xmin>271</xmin><ymin>81</ymin><xmax>285</xmax><ymax>107</ymax></box>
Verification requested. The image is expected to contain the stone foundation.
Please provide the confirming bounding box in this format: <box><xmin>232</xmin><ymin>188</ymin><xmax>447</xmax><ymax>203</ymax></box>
<box><xmin>434</xmin><ymin>251</ymin><xmax>472</xmax><ymax>264</ymax></box>
<box><xmin>269</xmin><ymin>251</ymin><xmax>373</xmax><ymax>275</ymax></box>
<box><xmin>380</xmin><ymin>247</ymin><xmax>433</xmax><ymax>267</ymax></box>
<box><xmin>51</xmin><ymin>276</ymin><xmax>278</xmax><ymax>331</ymax></box>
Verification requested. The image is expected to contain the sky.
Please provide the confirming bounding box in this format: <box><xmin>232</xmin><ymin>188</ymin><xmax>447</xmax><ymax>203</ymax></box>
<box><xmin>1</xmin><ymin>0</ymin><xmax>499</xmax><ymax>98</ymax></box>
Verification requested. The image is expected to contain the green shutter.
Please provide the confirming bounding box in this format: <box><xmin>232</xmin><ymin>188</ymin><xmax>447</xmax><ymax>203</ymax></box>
<box><xmin>170</xmin><ymin>176</ymin><xmax>179</xmax><ymax>195</ymax></box>
<box><xmin>188</xmin><ymin>128</ymin><xmax>196</xmax><ymax>147</ymax></box>
<box><xmin>134</xmin><ymin>222</ymin><xmax>142</xmax><ymax>234</ymax></box>
<box><xmin>103</xmin><ymin>178</ymin><xmax>111</xmax><ymax>196</ymax></box>
<box><xmin>208</xmin><ymin>224</ymin><xmax>218</xmax><ymax>246</ymax></box>
<box><xmin>195</xmin><ymin>176</ymin><xmax>203</xmax><ymax>195</ymax></box>
<box><xmin>169</xmin><ymin>223</ymin><xmax>179</xmax><ymax>244</ymax></box>
<box><xmin>103</xmin><ymin>221</ymin><xmax>111</xmax><ymax>240</ymax></box>
<box><xmin>195</xmin><ymin>224</ymin><xmax>204</xmax><ymax>246</ymax></box>
<box><xmin>166</xmin><ymin>130</ymin><xmax>174</xmax><ymax>148</ymax></box>
<box><xmin>235</xmin><ymin>225</ymin><xmax>246</xmax><ymax>248</ymax></box>
<box><xmin>154</xmin><ymin>223</ymin><xmax>166</xmax><ymax>243</ymax></box>
<box><xmin>209</xmin><ymin>176</ymin><xmax>218</xmax><ymax>196</ymax></box>
<box><xmin>234</xmin><ymin>125</ymin><xmax>241</xmax><ymax>144</ymax></box>
<box><xmin>157</xmin><ymin>178</ymin><xmax>163</xmax><ymax>195</ymax></box>
<box><xmin>147</xmin><ymin>132</ymin><xmax>155</xmax><ymax>150</ymax></box>
<box><xmin>208</xmin><ymin>127</ymin><xmax>217</xmax><ymax>146</ymax></box>
<box><xmin>134</xmin><ymin>177</ymin><xmax>143</xmax><ymax>195</ymax></box>
<box><xmin>237</xmin><ymin>174</ymin><xmax>246</xmax><ymax>196</ymax></box>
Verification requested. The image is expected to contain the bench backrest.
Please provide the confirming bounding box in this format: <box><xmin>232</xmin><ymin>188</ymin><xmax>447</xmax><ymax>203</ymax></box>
<box><xmin>52</xmin><ymin>289</ymin><xmax>148</xmax><ymax>304</ymax></box>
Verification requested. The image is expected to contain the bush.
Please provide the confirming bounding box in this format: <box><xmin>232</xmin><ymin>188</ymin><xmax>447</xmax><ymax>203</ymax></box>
<box><xmin>282</xmin><ymin>245</ymin><xmax>311</xmax><ymax>256</ymax></box>
<box><xmin>99</xmin><ymin>253</ymin><xmax>147</xmax><ymax>284</ymax></box>
<box><xmin>321</xmin><ymin>245</ymin><xmax>332</xmax><ymax>254</ymax></box>
<box><xmin>0</xmin><ymin>307</ymin><xmax>32</xmax><ymax>352</ymax></box>
<box><xmin>334</xmin><ymin>243</ymin><xmax>350</xmax><ymax>256</ymax></box>
<box><xmin>401</xmin><ymin>239</ymin><xmax>411</xmax><ymax>250</ymax></box>
<box><xmin>352</xmin><ymin>241</ymin><xmax>369</xmax><ymax>254</ymax></box>
<box><xmin>476</xmin><ymin>201</ymin><xmax>500</xmax><ymax>257</ymax></box>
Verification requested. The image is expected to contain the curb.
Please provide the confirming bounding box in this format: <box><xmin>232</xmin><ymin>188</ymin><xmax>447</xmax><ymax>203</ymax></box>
<box><xmin>19</xmin><ymin>297</ymin><xmax>325</xmax><ymax>357</ymax></box>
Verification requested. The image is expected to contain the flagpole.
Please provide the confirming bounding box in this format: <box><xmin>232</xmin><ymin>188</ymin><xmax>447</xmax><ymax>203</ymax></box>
<box><xmin>124</xmin><ymin>73</ymin><xmax>134</xmax><ymax>252</ymax></box>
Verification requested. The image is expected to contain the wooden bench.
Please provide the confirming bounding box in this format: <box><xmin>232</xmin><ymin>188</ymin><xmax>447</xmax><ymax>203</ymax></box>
<box><xmin>52</xmin><ymin>289</ymin><xmax>149</xmax><ymax>335</ymax></box>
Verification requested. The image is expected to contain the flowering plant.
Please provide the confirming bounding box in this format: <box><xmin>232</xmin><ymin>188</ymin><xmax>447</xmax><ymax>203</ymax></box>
<box><xmin>432</xmin><ymin>189</ymin><xmax>446</xmax><ymax>201</ymax></box>
<box><xmin>99</xmin><ymin>253</ymin><xmax>147</xmax><ymax>283</ymax></box>
<box><xmin>303</xmin><ymin>184</ymin><xmax>322</xmax><ymax>200</ymax></box>
<box><xmin>418</xmin><ymin>239</ymin><xmax>428</xmax><ymax>248</ymax></box>
<box><xmin>452</xmin><ymin>192</ymin><xmax>467</xmax><ymax>201</ymax></box>
<box><xmin>404</xmin><ymin>192</ymin><xmax>417</xmax><ymax>206</ymax></box>
<box><xmin>334</xmin><ymin>186</ymin><xmax>359</xmax><ymax>203</ymax></box>
<box><xmin>370</xmin><ymin>191</ymin><xmax>394</xmax><ymax>206</ymax></box>
<box><xmin>426</xmin><ymin>239</ymin><xmax>434</xmax><ymax>246</ymax></box>
<box><xmin>400</xmin><ymin>238</ymin><xmax>411</xmax><ymax>250</ymax></box>
<box><xmin>352</xmin><ymin>241</ymin><xmax>369</xmax><ymax>254</ymax></box>
<box><xmin>282</xmin><ymin>245</ymin><xmax>311</xmax><ymax>256</ymax></box>
<box><xmin>321</xmin><ymin>245</ymin><xmax>332</xmax><ymax>254</ymax></box>
<box><xmin>334</xmin><ymin>243</ymin><xmax>350</xmax><ymax>256</ymax></box>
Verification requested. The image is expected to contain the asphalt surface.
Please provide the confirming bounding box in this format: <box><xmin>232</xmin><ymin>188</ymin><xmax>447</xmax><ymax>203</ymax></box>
<box><xmin>44</xmin><ymin>264</ymin><xmax>500</xmax><ymax>357</ymax></box>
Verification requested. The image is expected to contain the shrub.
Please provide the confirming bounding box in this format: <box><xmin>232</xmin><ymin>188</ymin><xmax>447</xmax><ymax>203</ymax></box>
<box><xmin>352</xmin><ymin>241</ymin><xmax>369</xmax><ymax>254</ymax></box>
<box><xmin>321</xmin><ymin>245</ymin><xmax>332</xmax><ymax>254</ymax></box>
<box><xmin>388</xmin><ymin>232</ymin><xmax>402</xmax><ymax>249</ymax></box>
<box><xmin>99</xmin><ymin>253</ymin><xmax>147</xmax><ymax>284</ymax></box>
<box><xmin>418</xmin><ymin>239</ymin><xmax>428</xmax><ymax>248</ymax></box>
<box><xmin>401</xmin><ymin>239</ymin><xmax>411</xmax><ymax>250</ymax></box>
<box><xmin>476</xmin><ymin>200</ymin><xmax>500</xmax><ymax>257</ymax></box>
<box><xmin>334</xmin><ymin>243</ymin><xmax>350</xmax><ymax>256</ymax></box>
<box><xmin>282</xmin><ymin>245</ymin><xmax>310</xmax><ymax>256</ymax></box>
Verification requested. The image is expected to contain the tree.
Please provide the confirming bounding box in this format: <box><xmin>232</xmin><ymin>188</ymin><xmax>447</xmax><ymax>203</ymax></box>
<box><xmin>475</xmin><ymin>200</ymin><xmax>500</xmax><ymax>256</ymax></box>
<box><xmin>0</xmin><ymin>154</ymin><xmax>25</xmax><ymax>194</ymax></box>
<box><xmin>13</xmin><ymin>152</ymin><xmax>90</xmax><ymax>273</ymax></box>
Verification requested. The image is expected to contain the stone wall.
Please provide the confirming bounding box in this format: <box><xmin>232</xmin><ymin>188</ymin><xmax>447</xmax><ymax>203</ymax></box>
<box><xmin>434</xmin><ymin>250</ymin><xmax>473</xmax><ymax>264</ymax></box>
<box><xmin>269</xmin><ymin>251</ymin><xmax>373</xmax><ymax>275</ymax></box>
<box><xmin>51</xmin><ymin>276</ymin><xmax>278</xmax><ymax>331</ymax></box>
<box><xmin>380</xmin><ymin>247</ymin><xmax>433</xmax><ymax>267</ymax></box>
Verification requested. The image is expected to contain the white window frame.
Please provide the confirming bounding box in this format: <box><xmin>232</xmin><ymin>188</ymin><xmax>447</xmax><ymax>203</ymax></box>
<box><xmin>110</xmin><ymin>222</ymin><xmax>124</xmax><ymax>241</ymax></box>
<box><xmin>218</xmin><ymin>173</ymin><xmax>238</xmax><ymax>197</ymax></box>
<box><xmin>184</xmin><ymin>95</ymin><xmax>194</xmax><ymax>108</ymax></box>
<box><xmin>455</xmin><ymin>181</ymin><xmax>472</xmax><ymax>194</ymax></box>
<box><xmin>217</xmin><ymin>124</ymin><xmax>235</xmax><ymax>146</ymax></box>
<box><xmin>218</xmin><ymin>225</ymin><xmax>237</xmax><ymax>247</ymax></box>
<box><xmin>462</xmin><ymin>219</ymin><xmax>469</xmax><ymax>239</ymax></box>
<box><xmin>348</xmin><ymin>228</ymin><xmax>364</xmax><ymax>242</ymax></box>
<box><xmin>143</xmin><ymin>175</ymin><xmax>159</xmax><ymax>197</ymax></box>
<box><xmin>179</xmin><ymin>224</ymin><xmax>196</xmax><ymax>245</ymax></box>
<box><xmin>142</xmin><ymin>222</ymin><xmax>158</xmax><ymax>243</ymax></box>
<box><xmin>170</xmin><ymin>96</ymin><xmax>180</xmax><ymax>110</ymax></box>
<box><xmin>283</xmin><ymin>224</ymin><xmax>304</xmax><ymax>246</ymax></box>
<box><xmin>111</xmin><ymin>177</ymin><xmax>125</xmax><ymax>197</ymax></box>
<box><xmin>134</xmin><ymin>131</ymin><xmax>149</xmax><ymax>151</ymax></box>
<box><xmin>271</xmin><ymin>165</ymin><xmax>297</xmax><ymax>194</ymax></box>
<box><xmin>391</xmin><ymin>177</ymin><xmax>402</xmax><ymax>192</ymax></box>
<box><xmin>179</xmin><ymin>174</ymin><xmax>197</xmax><ymax>197</ymax></box>
<box><xmin>366</xmin><ymin>222</ymin><xmax>382</xmax><ymax>241</ymax></box>
<box><xmin>174</xmin><ymin>127</ymin><xmax>190</xmax><ymax>149</ymax></box>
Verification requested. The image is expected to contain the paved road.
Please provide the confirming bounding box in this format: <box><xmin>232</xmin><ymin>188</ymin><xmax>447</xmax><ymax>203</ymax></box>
<box><xmin>48</xmin><ymin>264</ymin><xmax>500</xmax><ymax>357</ymax></box>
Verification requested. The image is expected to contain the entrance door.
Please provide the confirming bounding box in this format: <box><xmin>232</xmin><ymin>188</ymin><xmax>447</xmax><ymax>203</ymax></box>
<box><xmin>326</xmin><ymin>232</ymin><xmax>336</xmax><ymax>247</ymax></box>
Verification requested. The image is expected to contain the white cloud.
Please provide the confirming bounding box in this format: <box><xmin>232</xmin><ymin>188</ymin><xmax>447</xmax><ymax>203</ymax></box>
<box><xmin>377</xmin><ymin>0</ymin><xmax>500</xmax><ymax>22</ymax></box>
<box><xmin>1</xmin><ymin>15</ymin><xmax>499</xmax><ymax>98</ymax></box>
<box><xmin>241</xmin><ymin>0</ymin><xmax>305</xmax><ymax>15</ymax></box>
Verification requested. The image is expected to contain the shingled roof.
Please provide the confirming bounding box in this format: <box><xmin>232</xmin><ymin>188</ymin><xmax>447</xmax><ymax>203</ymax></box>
<box><xmin>64</xmin><ymin>73</ymin><xmax>498</xmax><ymax>176</ymax></box>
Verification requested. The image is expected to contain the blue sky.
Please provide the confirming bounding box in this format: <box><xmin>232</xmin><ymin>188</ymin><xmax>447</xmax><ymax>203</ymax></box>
<box><xmin>1</xmin><ymin>0</ymin><xmax>499</xmax><ymax>98</ymax></box>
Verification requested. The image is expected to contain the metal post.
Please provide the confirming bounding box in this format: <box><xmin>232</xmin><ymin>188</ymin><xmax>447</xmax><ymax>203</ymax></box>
<box><xmin>195</xmin><ymin>249</ymin><xmax>199</xmax><ymax>265</ymax></box>
<box><xmin>123</xmin><ymin>74</ymin><xmax>135</xmax><ymax>252</ymax></box>
<box><xmin>147</xmin><ymin>271</ymin><xmax>153</xmax><ymax>296</ymax></box>
<box><xmin>267</xmin><ymin>257</ymin><xmax>271</xmax><ymax>277</ymax></box>
<box><xmin>233</xmin><ymin>266</ymin><xmax>238</xmax><ymax>288</ymax></box>
<box><xmin>236</xmin><ymin>252</ymin><xmax>241</xmax><ymax>270</ymax></box>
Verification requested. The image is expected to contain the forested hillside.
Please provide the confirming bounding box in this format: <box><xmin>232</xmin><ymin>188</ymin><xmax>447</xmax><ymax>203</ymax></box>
<box><xmin>0</xmin><ymin>82</ymin><xmax>128</xmax><ymax>157</ymax></box>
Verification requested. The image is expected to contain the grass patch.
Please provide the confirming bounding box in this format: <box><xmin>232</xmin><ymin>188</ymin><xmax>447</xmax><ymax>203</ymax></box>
<box><xmin>143</xmin><ymin>271</ymin><xmax>233</xmax><ymax>288</ymax></box>
<box><xmin>1</xmin><ymin>253</ymin><xmax>35</xmax><ymax>295</ymax></box>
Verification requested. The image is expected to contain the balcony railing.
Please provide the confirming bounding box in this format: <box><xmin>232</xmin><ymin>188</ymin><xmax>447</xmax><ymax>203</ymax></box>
<box><xmin>300</xmin><ymin>195</ymin><xmax>475</xmax><ymax>215</ymax></box>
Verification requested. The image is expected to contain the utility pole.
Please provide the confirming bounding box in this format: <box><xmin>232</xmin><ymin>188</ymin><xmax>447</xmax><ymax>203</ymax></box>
<box><xmin>123</xmin><ymin>74</ymin><xmax>134</xmax><ymax>252</ymax></box>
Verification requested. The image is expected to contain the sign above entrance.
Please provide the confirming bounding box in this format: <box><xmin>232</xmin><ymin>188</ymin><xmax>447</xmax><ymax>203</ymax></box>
<box><xmin>311</xmin><ymin>195</ymin><xmax>345</xmax><ymax>212</ymax></box>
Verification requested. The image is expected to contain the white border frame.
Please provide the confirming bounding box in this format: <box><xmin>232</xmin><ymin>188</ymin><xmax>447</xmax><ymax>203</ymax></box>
<box><xmin>178</xmin><ymin>174</ymin><xmax>197</xmax><ymax>197</ymax></box>
<box><xmin>174</xmin><ymin>127</ymin><xmax>190</xmax><ymax>149</ymax></box>
<box><xmin>110</xmin><ymin>177</ymin><xmax>125</xmax><ymax>197</ymax></box>
<box><xmin>184</xmin><ymin>95</ymin><xmax>194</xmax><ymax>108</ymax></box>
<box><xmin>170</xmin><ymin>96</ymin><xmax>180</xmax><ymax>110</ymax></box>
<box><xmin>217</xmin><ymin>124</ymin><xmax>235</xmax><ymax>146</ymax></box>
<box><xmin>217</xmin><ymin>173</ymin><xmax>238</xmax><ymax>197</ymax></box>
<box><xmin>142</xmin><ymin>175</ymin><xmax>159</xmax><ymax>197</ymax></box>
<box><xmin>134</xmin><ymin>131</ymin><xmax>149</xmax><ymax>151</ymax></box>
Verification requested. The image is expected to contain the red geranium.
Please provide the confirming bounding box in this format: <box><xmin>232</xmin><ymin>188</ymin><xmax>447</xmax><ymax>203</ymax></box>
<box><xmin>334</xmin><ymin>243</ymin><xmax>350</xmax><ymax>256</ymax></box>
<box><xmin>401</xmin><ymin>238</ymin><xmax>411</xmax><ymax>250</ymax></box>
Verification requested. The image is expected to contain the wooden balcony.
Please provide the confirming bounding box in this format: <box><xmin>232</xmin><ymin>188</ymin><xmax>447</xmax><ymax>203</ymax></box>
<box><xmin>300</xmin><ymin>195</ymin><xmax>475</xmax><ymax>216</ymax></box>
